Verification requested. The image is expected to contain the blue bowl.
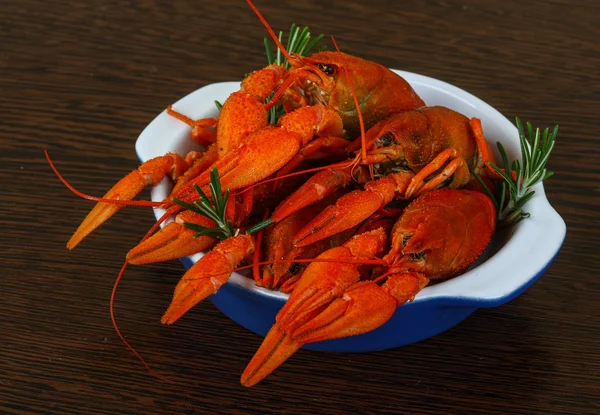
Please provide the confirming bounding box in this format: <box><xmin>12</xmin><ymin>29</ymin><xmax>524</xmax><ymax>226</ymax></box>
<box><xmin>136</xmin><ymin>70</ymin><xmax>566</xmax><ymax>352</ymax></box>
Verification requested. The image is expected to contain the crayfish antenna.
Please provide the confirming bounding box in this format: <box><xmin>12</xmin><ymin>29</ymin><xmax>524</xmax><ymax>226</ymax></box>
<box><xmin>109</xmin><ymin>210</ymin><xmax>180</xmax><ymax>383</ymax></box>
<box><xmin>245</xmin><ymin>0</ymin><xmax>296</xmax><ymax>65</ymax></box>
<box><xmin>330</xmin><ymin>36</ymin><xmax>371</xmax><ymax>179</ymax></box>
<box><xmin>252</xmin><ymin>209</ymin><xmax>271</xmax><ymax>285</ymax></box>
<box><xmin>45</xmin><ymin>149</ymin><xmax>162</xmax><ymax>208</ymax></box>
<box><xmin>110</xmin><ymin>260</ymin><xmax>172</xmax><ymax>383</ymax></box>
<box><xmin>45</xmin><ymin>150</ymin><xmax>166</xmax><ymax>249</ymax></box>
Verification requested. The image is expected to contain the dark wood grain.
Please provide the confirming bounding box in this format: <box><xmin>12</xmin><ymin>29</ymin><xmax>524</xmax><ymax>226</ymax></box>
<box><xmin>1</xmin><ymin>0</ymin><xmax>598</xmax><ymax>414</ymax></box>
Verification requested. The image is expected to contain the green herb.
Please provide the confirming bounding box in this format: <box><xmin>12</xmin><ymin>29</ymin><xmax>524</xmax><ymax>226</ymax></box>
<box><xmin>264</xmin><ymin>24</ymin><xmax>326</xmax><ymax>124</ymax></box>
<box><xmin>173</xmin><ymin>167</ymin><xmax>274</xmax><ymax>239</ymax></box>
<box><xmin>475</xmin><ymin>118</ymin><xmax>558</xmax><ymax>228</ymax></box>
<box><xmin>246</xmin><ymin>217</ymin><xmax>273</xmax><ymax>235</ymax></box>
<box><xmin>213</xmin><ymin>24</ymin><xmax>326</xmax><ymax>124</ymax></box>
<box><xmin>172</xmin><ymin>168</ymin><xmax>235</xmax><ymax>240</ymax></box>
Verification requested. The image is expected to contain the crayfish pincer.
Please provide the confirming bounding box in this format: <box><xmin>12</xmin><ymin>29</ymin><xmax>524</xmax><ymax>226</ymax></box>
<box><xmin>241</xmin><ymin>188</ymin><xmax>496</xmax><ymax>387</ymax></box>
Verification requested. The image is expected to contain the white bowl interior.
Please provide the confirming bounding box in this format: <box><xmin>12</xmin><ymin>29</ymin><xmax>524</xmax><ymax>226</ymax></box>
<box><xmin>136</xmin><ymin>71</ymin><xmax>566</xmax><ymax>305</ymax></box>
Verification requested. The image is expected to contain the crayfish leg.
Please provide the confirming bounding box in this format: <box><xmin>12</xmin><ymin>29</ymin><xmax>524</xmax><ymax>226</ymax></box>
<box><xmin>404</xmin><ymin>148</ymin><xmax>471</xmax><ymax>198</ymax></box>
<box><xmin>166</xmin><ymin>106</ymin><xmax>218</xmax><ymax>147</ymax></box>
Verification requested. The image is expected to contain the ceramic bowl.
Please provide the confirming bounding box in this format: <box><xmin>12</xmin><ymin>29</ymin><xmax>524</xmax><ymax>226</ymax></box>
<box><xmin>135</xmin><ymin>70</ymin><xmax>566</xmax><ymax>352</ymax></box>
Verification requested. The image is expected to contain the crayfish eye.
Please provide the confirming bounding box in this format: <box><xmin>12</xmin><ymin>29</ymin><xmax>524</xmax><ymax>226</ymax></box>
<box><xmin>409</xmin><ymin>251</ymin><xmax>426</xmax><ymax>261</ymax></box>
<box><xmin>376</xmin><ymin>132</ymin><xmax>395</xmax><ymax>148</ymax></box>
<box><xmin>316</xmin><ymin>63</ymin><xmax>335</xmax><ymax>76</ymax></box>
<box><xmin>401</xmin><ymin>232</ymin><xmax>412</xmax><ymax>246</ymax></box>
<box><xmin>288</xmin><ymin>262</ymin><xmax>301</xmax><ymax>275</ymax></box>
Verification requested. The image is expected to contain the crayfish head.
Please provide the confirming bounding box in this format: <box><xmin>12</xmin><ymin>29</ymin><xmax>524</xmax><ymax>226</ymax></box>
<box><xmin>283</xmin><ymin>52</ymin><xmax>387</xmax><ymax>138</ymax></box>
<box><xmin>386</xmin><ymin>188</ymin><xmax>497</xmax><ymax>281</ymax></box>
<box><xmin>282</xmin><ymin>53</ymin><xmax>338</xmax><ymax>111</ymax></box>
<box><xmin>360</xmin><ymin>115</ymin><xmax>414</xmax><ymax>174</ymax></box>
<box><xmin>283</xmin><ymin>51</ymin><xmax>425</xmax><ymax>140</ymax></box>
<box><xmin>381</xmin><ymin>232</ymin><xmax>427</xmax><ymax>276</ymax></box>
<box><xmin>306</xmin><ymin>51</ymin><xmax>425</xmax><ymax>140</ymax></box>
<box><xmin>365</xmin><ymin>110</ymin><xmax>449</xmax><ymax>176</ymax></box>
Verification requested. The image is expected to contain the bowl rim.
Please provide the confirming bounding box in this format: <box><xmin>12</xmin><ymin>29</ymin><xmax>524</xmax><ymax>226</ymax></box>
<box><xmin>135</xmin><ymin>69</ymin><xmax>566</xmax><ymax>308</ymax></box>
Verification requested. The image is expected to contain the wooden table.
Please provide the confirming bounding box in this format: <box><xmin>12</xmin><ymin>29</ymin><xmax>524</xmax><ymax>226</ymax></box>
<box><xmin>2</xmin><ymin>0</ymin><xmax>598</xmax><ymax>413</ymax></box>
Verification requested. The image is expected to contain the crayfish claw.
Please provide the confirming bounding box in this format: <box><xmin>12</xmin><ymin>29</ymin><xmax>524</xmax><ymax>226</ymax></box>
<box><xmin>67</xmin><ymin>170</ymin><xmax>147</xmax><ymax>250</ymax></box>
<box><xmin>160</xmin><ymin>234</ymin><xmax>254</xmax><ymax>325</ymax></box>
<box><xmin>67</xmin><ymin>154</ymin><xmax>189</xmax><ymax>250</ymax></box>
<box><xmin>126</xmin><ymin>211</ymin><xmax>217</xmax><ymax>265</ymax></box>
<box><xmin>292</xmin><ymin>281</ymin><xmax>397</xmax><ymax>344</ymax></box>
<box><xmin>292</xmin><ymin>178</ymin><xmax>397</xmax><ymax>248</ymax></box>
<box><xmin>241</xmin><ymin>229</ymin><xmax>387</xmax><ymax>386</ymax></box>
<box><xmin>241</xmin><ymin>327</ymin><xmax>301</xmax><ymax>387</ymax></box>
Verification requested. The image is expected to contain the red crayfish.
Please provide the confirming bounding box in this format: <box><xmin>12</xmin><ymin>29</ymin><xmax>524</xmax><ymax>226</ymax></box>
<box><xmin>51</xmin><ymin>0</ymin><xmax>503</xmax><ymax>387</ymax></box>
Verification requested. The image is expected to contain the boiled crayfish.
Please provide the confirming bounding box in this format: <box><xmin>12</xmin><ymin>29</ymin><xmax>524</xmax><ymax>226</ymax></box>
<box><xmin>242</xmin><ymin>188</ymin><xmax>496</xmax><ymax>386</ymax></box>
<box><xmin>53</xmin><ymin>0</ymin><xmax>504</xmax><ymax>387</ymax></box>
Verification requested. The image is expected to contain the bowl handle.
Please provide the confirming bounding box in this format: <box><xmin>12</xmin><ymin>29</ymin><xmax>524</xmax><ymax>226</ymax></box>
<box><xmin>416</xmin><ymin>186</ymin><xmax>566</xmax><ymax>308</ymax></box>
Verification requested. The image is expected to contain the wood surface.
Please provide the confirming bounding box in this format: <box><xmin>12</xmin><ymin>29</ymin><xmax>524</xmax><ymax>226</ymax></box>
<box><xmin>1</xmin><ymin>0</ymin><xmax>598</xmax><ymax>414</ymax></box>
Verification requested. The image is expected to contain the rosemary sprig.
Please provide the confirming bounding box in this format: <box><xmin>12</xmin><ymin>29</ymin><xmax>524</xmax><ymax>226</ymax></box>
<box><xmin>477</xmin><ymin>117</ymin><xmax>558</xmax><ymax>228</ymax></box>
<box><xmin>264</xmin><ymin>24</ymin><xmax>326</xmax><ymax>124</ymax></box>
<box><xmin>213</xmin><ymin>25</ymin><xmax>326</xmax><ymax>122</ymax></box>
<box><xmin>172</xmin><ymin>167</ymin><xmax>273</xmax><ymax>239</ymax></box>
<box><xmin>172</xmin><ymin>168</ymin><xmax>235</xmax><ymax>240</ymax></box>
